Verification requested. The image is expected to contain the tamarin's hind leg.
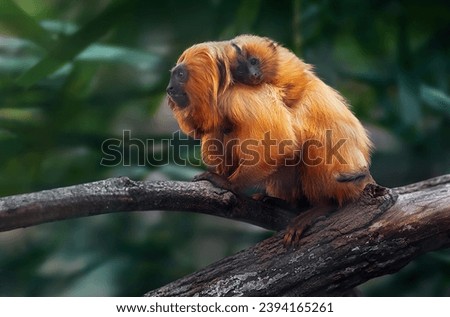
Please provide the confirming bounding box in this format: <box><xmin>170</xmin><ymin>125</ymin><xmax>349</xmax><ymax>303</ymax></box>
<box><xmin>284</xmin><ymin>171</ymin><xmax>374</xmax><ymax>247</ymax></box>
<box><xmin>283</xmin><ymin>205</ymin><xmax>337</xmax><ymax>247</ymax></box>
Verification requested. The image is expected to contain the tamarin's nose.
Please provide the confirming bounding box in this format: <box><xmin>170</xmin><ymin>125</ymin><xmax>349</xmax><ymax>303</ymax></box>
<box><xmin>166</xmin><ymin>85</ymin><xmax>174</xmax><ymax>95</ymax></box>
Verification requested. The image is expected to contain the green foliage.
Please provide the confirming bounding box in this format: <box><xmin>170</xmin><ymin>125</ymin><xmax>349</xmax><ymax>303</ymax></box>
<box><xmin>0</xmin><ymin>0</ymin><xmax>449</xmax><ymax>296</ymax></box>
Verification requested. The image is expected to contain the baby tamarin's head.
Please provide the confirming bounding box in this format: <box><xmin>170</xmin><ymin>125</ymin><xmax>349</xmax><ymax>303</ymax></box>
<box><xmin>228</xmin><ymin>35</ymin><xmax>313</xmax><ymax>108</ymax></box>
<box><xmin>228</xmin><ymin>34</ymin><xmax>279</xmax><ymax>86</ymax></box>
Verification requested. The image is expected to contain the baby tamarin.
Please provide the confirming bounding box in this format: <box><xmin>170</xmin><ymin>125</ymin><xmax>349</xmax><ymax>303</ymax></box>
<box><xmin>229</xmin><ymin>34</ymin><xmax>310</xmax><ymax>108</ymax></box>
<box><xmin>167</xmin><ymin>36</ymin><xmax>374</xmax><ymax>245</ymax></box>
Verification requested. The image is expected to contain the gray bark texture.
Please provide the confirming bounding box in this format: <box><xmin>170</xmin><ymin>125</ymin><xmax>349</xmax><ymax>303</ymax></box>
<box><xmin>0</xmin><ymin>174</ymin><xmax>449</xmax><ymax>296</ymax></box>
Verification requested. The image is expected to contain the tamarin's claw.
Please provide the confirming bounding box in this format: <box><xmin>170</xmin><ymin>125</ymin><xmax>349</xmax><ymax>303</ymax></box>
<box><xmin>283</xmin><ymin>221</ymin><xmax>309</xmax><ymax>247</ymax></box>
<box><xmin>283</xmin><ymin>205</ymin><xmax>336</xmax><ymax>247</ymax></box>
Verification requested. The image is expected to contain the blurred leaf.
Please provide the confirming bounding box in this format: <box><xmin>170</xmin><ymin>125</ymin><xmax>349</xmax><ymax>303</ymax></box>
<box><xmin>420</xmin><ymin>85</ymin><xmax>450</xmax><ymax>116</ymax></box>
<box><xmin>0</xmin><ymin>129</ymin><xmax>15</xmax><ymax>141</ymax></box>
<box><xmin>0</xmin><ymin>0</ymin><xmax>52</xmax><ymax>48</ymax></box>
<box><xmin>0</xmin><ymin>107</ymin><xmax>43</xmax><ymax>125</ymax></box>
<box><xmin>61</xmin><ymin>258</ymin><xmax>128</xmax><ymax>296</ymax></box>
<box><xmin>0</xmin><ymin>37</ymin><xmax>41</xmax><ymax>52</ymax></box>
<box><xmin>16</xmin><ymin>0</ymin><xmax>134</xmax><ymax>87</ymax></box>
<box><xmin>430</xmin><ymin>251</ymin><xmax>450</xmax><ymax>264</ymax></box>
<box><xmin>222</xmin><ymin>0</ymin><xmax>261</xmax><ymax>36</ymax></box>
<box><xmin>0</xmin><ymin>43</ymin><xmax>158</xmax><ymax>76</ymax></box>
<box><xmin>0</xmin><ymin>55</ymin><xmax>39</xmax><ymax>73</ymax></box>
<box><xmin>0</xmin><ymin>38</ymin><xmax>41</xmax><ymax>73</ymax></box>
<box><xmin>397</xmin><ymin>72</ymin><xmax>422</xmax><ymax>127</ymax></box>
<box><xmin>78</xmin><ymin>45</ymin><xmax>161</xmax><ymax>70</ymax></box>
<box><xmin>234</xmin><ymin>0</ymin><xmax>261</xmax><ymax>30</ymax></box>
<box><xmin>40</xmin><ymin>19</ymin><xmax>78</xmax><ymax>35</ymax></box>
<box><xmin>339</xmin><ymin>69</ymin><xmax>393</xmax><ymax>87</ymax></box>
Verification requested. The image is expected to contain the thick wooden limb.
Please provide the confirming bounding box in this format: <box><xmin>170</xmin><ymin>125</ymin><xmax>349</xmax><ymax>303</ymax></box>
<box><xmin>145</xmin><ymin>175</ymin><xmax>450</xmax><ymax>296</ymax></box>
<box><xmin>0</xmin><ymin>177</ymin><xmax>296</xmax><ymax>232</ymax></box>
<box><xmin>1</xmin><ymin>174</ymin><xmax>449</xmax><ymax>296</ymax></box>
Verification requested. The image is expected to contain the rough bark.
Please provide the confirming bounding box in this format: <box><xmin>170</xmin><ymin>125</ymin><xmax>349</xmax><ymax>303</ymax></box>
<box><xmin>144</xmin><ymin>175</ymin><xmax>450</xmax><ymax>296</ymax></box>
<box><xmin>0</xmin><ymin>177</ymin><xmax>296</xmax><ymax>232</ymax></box>
<box><xmin>0</xmin><ymin>174</ymin><xmax>449</xmax><ymax>296</ymax></box>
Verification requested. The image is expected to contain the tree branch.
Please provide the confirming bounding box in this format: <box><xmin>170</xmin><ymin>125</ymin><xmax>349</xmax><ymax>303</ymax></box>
<box><xmin>1</xmin><ymin>174</ymin><xmax>449</xmax><ymax>296</ymax></box>
<box><xmin>144</xmin><ymin>175</ymin><xmax>450</xmax><ymax>296</ymax></box>
<box><xmin>0</xmin><ymin>177</ymin><xmax>296</xmax><ymax>232</ymax></box>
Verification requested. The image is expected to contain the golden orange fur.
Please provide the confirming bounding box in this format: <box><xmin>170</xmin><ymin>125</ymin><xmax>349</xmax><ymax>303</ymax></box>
<box><xmin>166</xmin><ymin>35</ymin><xmax>374</xmax><ymax>242</ymax></box>
<box><xmin>227</xmin><ymin>34</ymin><xmax>373</xmax><ymax>205</ymax></box>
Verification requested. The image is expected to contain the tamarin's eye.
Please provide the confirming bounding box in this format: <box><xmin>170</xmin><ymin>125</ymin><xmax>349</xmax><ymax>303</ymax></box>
<box><xmin>174</xmin><ymin>68</ymin><xmax>188</xmax><ymax>83</ymax></box>
<box><xmin>249</xmin><ymin>57</ymin><xmax>259</xmax><ymax>65</ymax></box>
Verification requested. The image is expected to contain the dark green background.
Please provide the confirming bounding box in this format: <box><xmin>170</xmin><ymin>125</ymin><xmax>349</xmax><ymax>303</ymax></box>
<box><xmin>0</xmin><ymin>0</ymin><xmax>449</xmax><ymax>296</ymax></box>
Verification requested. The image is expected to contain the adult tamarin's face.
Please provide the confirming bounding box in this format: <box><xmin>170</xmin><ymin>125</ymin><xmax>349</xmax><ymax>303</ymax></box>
<box><xmin>166</xmin><ymin>43</ymin><xmax>233</xmax><ymax>138</ymax></box>
<box><xmin>167</xmin><ymin>64</ymin><xmax>189</xmax><ymax>108</ymax></box>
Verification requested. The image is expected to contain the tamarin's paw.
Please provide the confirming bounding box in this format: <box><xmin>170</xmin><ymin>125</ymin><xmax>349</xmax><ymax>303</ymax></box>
<box><xmin>193</xmin><ymin>171</ymin><xmax>234</xmax><ymax>191</ymax></box>
<box><xmin>283</xmin><ymin>219</ymin><xmax>310</xmax><ymax>247</ymax></box>
<box><xmin>283</xmin><ymin>205</ymin><xmax>336</xmax><ymax>247</ymax></box>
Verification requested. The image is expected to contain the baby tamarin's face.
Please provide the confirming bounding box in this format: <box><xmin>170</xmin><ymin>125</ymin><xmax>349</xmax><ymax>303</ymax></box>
<box><xmin>229</xmin><ymin>35</ymin><xmax>279</xmax><ymax>86</ymax></box>
<box><xmin>230</xmin><ymin>42</ymin><xmax>263</xmax><ymax>85</ymax></box>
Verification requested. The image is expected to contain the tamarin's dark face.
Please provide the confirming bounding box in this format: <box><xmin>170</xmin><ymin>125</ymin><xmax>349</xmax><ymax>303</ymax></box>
<box><xmin>167</xmin><ymin>64</ymin><xmax>189</xmax><ymax>108</ymax></box>
<box><xmin>230</xmin><ymin>43</ymin><xmax>263</xmax><ymax>85</ymax></box>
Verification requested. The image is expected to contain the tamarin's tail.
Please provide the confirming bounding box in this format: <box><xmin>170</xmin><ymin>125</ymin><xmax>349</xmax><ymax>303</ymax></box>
<box><xmin>336</xmin><ymin>169</ymin><xmax>372</xmax><ymax>184</ymax></box>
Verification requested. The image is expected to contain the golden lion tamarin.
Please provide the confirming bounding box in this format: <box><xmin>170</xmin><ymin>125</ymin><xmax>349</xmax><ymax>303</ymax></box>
<box><xmin>166</xmin><ymin>35</ymin><xmax>374</xmax><ymax>245</ymax></box>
